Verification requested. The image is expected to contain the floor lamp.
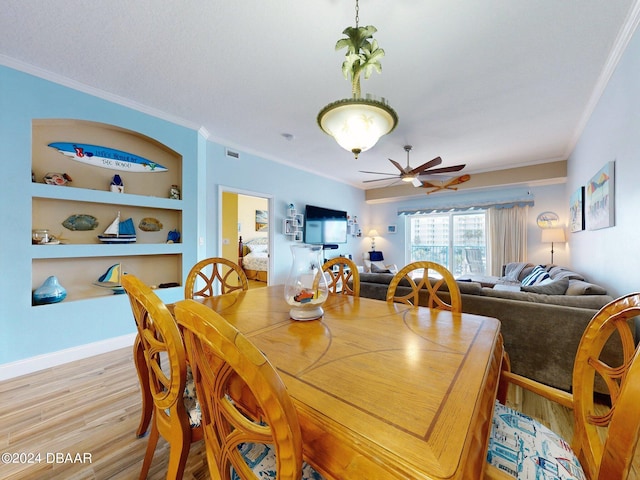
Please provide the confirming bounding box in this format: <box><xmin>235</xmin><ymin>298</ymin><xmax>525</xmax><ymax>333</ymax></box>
<box><xmin>541</xmin><ymin>228</ymin><xmax>565</xmax><ymax>264</ymax></box>
<box><xmin>368</xmin><ymin>229</ymin><xmax>379</xmax><ymax>251</ymax></box>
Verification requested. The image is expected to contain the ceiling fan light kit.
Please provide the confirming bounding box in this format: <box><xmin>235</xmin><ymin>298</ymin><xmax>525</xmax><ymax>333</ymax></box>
<box><xmin>317</xmin><ymin>0</ymin><xmax>398</xmax><ymax>159</ymax></box>
<box><xmin>359</xmin><ymin>144</ymin><xmax>467</xmax><ymax>191</ymax></box>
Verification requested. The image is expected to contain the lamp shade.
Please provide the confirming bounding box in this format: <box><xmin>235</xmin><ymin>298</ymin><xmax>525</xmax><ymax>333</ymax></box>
<box><xmin>368</xmin><ymin>229</ymin><xmax>379</xmax><ymax>237</ymax></box>
<box><xmin>317</xmin><ymin>98</ymin><xmax>398</xmax><ymax>158</ymax></box>
<box><xmin>541</xmin><ymin>228</ymin><xmax>565</xmax><ymax>243</ymax></box>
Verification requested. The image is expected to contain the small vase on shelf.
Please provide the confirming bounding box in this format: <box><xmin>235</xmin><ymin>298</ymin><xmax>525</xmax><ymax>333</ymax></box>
<box><xmin>33</xmin><ymin>275</ymin><xmax>67</xmax><ymax>305</ymax></box>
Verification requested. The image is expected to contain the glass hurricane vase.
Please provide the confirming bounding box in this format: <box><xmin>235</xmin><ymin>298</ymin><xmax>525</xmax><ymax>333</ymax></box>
<box><xmin>284</xmin><ymin>244</ymin><xmax>328</xmax><ymax>321</ymax></box>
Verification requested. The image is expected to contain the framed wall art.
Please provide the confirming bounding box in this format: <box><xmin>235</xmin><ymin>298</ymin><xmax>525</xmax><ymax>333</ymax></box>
<box><xmin>586</xmin><ymin>161</ymin><xmax>615</xmax><ymax>230</ymax></box>
<box><xmin>255</xmin><ymin>209</ymin><xmax>268</xmax><ymax>231</ymax></box>
<box><xmin>536</xmin><ymin>211</ymin><xmax>559</xmax><ymax>228</ymax></box>
<box><xmin>569</xmin><ymin>186</ymin><xmax>585</xmax><ymax>232</ymax></box>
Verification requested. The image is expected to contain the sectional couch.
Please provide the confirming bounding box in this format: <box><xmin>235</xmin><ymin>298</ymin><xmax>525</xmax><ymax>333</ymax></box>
<box><xmin>358</xmin><ymin>263</ymin><xmax>624</xmax><ymax>393</ymax></box>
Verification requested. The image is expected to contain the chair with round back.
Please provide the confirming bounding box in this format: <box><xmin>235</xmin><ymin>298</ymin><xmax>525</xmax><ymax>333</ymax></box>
<box><xmin>385</xmin><ymin>261</ymin><xmax>461</xmax><ymax>312</ymax></box>
<box><xmin>321</xmin><ymin>257</ymin><xmax>360</xmax><ymax>297</ymax></box>
<box><xmin>173</xmin><ymin>299</ymin><xmax>324</xmax><ymax>480</ymax></box>
<box><xmin>121</xmin><ymin>274</ymin><xmax>203</xmax><ymax>479</ymax></box>
<box><xmin>133</xmin><ymin>334</ymin><xmax>153</xmax><ymax>438</ymax></box>
<box><xmin>486</xmin><ymin>292</ymin><xmax>640</xmax><ymax>480</ymax></box>
<box><xmin>184</xmin><ymin>257</ymin><xmax>249</xmax><ymax>299</ymax></box>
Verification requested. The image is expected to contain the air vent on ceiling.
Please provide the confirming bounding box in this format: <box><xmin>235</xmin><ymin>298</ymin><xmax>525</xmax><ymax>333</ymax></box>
<box><xmin>226</xmin><ymin>148</ymin><xmax>240</xmax><ymax>159</ymax></box>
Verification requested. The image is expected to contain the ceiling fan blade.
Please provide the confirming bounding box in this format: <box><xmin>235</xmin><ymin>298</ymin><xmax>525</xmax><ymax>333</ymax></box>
<box><xmin>362</xmin><ymin>176</ymin><xmax>400</xmax><ymax>183</ymax></box>
<box><xmin>419</xmin><ymin>180</ymin><xmax>438</xmax><ymax>188</ymax></box>
<box><xmin>388</xmin><ymin>158</ymin><xmax>406</xmax><ymax>173</ymax></box>
<box><xmin>421</xmin><ymin>164</ymin><xmax>466</xmax><ymax>175</ymax></box>
<box><xmin>359</xmin><ymin>170</ymin><xmax>399</xmax><ymax>175</ymax></box>
<box><xmin>410</xmin><ymin>156</ymin><xmax>442</xmax><ymax>175</ymax></box>
<box><xmin>386</xmin><ymin>178</ymin><xmax>403</xmax><ymax>187</ymax></box>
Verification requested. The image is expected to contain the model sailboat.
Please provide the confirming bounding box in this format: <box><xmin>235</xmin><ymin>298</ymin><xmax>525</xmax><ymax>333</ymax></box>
<box><xmin>93</xmin><ymin>263</ymin><xmax>125</xmax><ymax>294</ymax></box>
<box><xmin>97</xmin><ymin>211</ymin><xmax>136</xmax><ymax>243</ymax></box>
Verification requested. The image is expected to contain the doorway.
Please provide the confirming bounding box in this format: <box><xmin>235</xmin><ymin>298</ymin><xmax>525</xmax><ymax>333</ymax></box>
<box><xmin>219</xmin><ymin>187</ymin><xmax>273</xmax><ymax>288</ymax></box>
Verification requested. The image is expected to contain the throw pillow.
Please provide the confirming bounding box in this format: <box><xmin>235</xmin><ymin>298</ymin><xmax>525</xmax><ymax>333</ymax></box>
<box><xmin>522</xmin><ymin>277</ymin><xmax>569</xmax><ymax>295</ymax></box>
<box><xmin>371</xmin><ymin>263</ymin><xmax>391</xmax><ymax>274</ymax></box>
<box><xmin>369</xmin><ymin>251</ymin><xmax>384</xmax><ymax>262</ymax></box>
<box><xmin>565</xmin><ymin>279</ymin><xmax>608</xmax><ymax>296</ymax></box>
<box><xmin>521</xmin><ymin>265</ymin><xmax>550</xmax><ymax>286</ymax></box>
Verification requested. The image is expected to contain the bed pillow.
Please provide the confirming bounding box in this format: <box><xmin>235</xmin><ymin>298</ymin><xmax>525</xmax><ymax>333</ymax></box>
<box><xmin>246</xmin><ymin>251</ymin><xmax>268</xmax><ymax>259</ymax></box>
<box><xmin>248</xmin><ymin>243</ymin><xmax>268</xmax><ymax>253</ymax></box>
<box><xmin>521</xmin><ymin>265</ymin><xmax>550</xmax><ymax>286</ymax></box>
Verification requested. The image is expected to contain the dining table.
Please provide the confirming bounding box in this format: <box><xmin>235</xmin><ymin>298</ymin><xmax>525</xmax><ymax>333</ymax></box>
<box><xmin>194</xmin><ymin>284</ymin><xmax>503</xmax><ymax>480</ymax></box>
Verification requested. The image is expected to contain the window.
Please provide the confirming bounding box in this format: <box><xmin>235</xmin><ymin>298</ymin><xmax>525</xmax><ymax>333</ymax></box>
<box><xmin>407</xmin><ymin>211</ymin><xmax>487</xmax><ymax>276</ymax></box>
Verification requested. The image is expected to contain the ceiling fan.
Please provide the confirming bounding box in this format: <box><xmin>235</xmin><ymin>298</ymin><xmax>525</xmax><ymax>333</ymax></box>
<box><xmin>359</xmin><ymin>145</ymin><xmax>466</xmax><ymax>187</ymax></box>
<box><xmin>420</xmin><ymin>174</ymin><xmax>471</xmax><ymax>194</ymax></box>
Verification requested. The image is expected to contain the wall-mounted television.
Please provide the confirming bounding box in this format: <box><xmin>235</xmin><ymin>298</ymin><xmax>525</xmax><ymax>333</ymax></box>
<box><xmin>303</xmin><ymin>204</ymin><xmax>348</xmax><ymax>245</ymax></box>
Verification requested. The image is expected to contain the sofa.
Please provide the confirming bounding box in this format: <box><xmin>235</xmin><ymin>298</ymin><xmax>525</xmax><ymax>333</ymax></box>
<box><xmin>358</xmin><ymin>263</ymin><xmax>625</xmax><ymax>393</ymax></box>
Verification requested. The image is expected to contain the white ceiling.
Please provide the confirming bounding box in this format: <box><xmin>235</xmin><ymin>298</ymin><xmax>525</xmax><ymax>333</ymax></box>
<box><xmin>2</xmin><ymin>1</ymin><xmax>638</xmax><ymax>189</ymax></box>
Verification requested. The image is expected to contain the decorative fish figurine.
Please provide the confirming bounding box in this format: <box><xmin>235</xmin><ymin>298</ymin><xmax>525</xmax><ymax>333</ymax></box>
<box><xmin>62</xmin><ymin>214</ymin><xmax>99</xmax><ymax>231</ymax></box>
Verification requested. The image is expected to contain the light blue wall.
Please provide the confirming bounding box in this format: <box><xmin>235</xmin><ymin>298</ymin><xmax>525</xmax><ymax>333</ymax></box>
<box><xmin>204</xmin><ymin>143</ymin><xmax>367</xmax><ymax>284</ymax></box>
<box><xmin>0</xmin><ymin>66</ymin><xmax>200</xmax><ymax>364</ymax></box>
<box><xmin>567</xmin><ymin>27</ymin><xmax>640</xmax><ymax>298</ymax></box>
<box><xmin>0</xmin><ymin>64</ymin><xmax>366</xmax><ymax>367</ymax></box>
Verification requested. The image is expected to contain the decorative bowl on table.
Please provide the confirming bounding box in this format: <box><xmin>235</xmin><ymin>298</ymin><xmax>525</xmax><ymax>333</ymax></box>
<box><xmin>284</xmin><ymin>244</ymin><xmax>328</xmax><ymax>321</ymax></box>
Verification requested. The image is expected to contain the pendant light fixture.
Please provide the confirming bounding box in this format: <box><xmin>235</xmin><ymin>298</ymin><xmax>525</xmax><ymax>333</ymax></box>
<box><xmin>317</xmin><ymin>0</ymin><xmax>398</xmax><ymax>159</ymax></box>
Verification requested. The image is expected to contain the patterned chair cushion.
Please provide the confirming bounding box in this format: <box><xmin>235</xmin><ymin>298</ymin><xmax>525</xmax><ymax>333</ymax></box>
<box><xmin>487</xmin><ymin>401</ymin><xmax>585</xmax><ymax>479</ymax></box>
<box><xmin>231</xmin><ymin>442</ymin><xmax>324</xmax><ymax>480</ymax></box>
<box><xmin>183</xmin><ymin>366</ymin><xmax>202</xmax><ymax>427</ymax></box>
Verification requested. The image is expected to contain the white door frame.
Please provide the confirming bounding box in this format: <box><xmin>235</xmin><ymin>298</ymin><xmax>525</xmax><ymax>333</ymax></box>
<box><xmin>218</xmin><ymin>185</ymin><xmax>274</xmax><ymax>285</ymax></box>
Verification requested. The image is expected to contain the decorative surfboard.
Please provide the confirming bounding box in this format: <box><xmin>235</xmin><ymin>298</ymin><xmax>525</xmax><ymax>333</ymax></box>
<box><xmin>48</xmin><ymin>142</ymin><xmax>168</xmax><ymax>172</ymax></box>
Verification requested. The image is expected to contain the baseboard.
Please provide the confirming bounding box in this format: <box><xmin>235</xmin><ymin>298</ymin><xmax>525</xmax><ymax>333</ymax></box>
<box><xmin>0</xmin><ymin>333</ymin><xmax>137</xmax><ymax>382</ymax></box>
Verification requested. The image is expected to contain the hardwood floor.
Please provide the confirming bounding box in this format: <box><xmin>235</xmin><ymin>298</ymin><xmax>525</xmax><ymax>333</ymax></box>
<box><xmin>1</xmin><ymin>347</ymin><xmax>637</xmax><ymax>479</ymax></box>
<box><xmin>0</xmin><ymin>348</ymin><xmax>208</xmax><ymax>480</ymax></box>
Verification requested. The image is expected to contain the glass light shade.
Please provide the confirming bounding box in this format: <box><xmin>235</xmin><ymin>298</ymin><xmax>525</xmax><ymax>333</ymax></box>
<box><xmin>318</xmin><ymin>98</ymin><xmax>398</xmax><ymax>158</ymax></box>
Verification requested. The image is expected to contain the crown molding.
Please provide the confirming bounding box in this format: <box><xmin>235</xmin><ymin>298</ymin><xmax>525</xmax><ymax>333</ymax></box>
<box><xmin>566</xmin><ymin>0</ymin><xmax>640</xmax><ymax>157</ymax></box>
<box><xmin>0</xmin><ymin>54</ymin><xmax>202</xmax><ymax>132</ymax></box>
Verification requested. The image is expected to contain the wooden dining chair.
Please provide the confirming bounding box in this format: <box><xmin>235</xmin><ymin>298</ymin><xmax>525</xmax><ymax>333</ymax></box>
<box><xmin>133</xmin><ymin>333</ymin><xmax>153</xmax><ymax>438</ymax></box>
<box><xmin>385</xmin><ymin>261</ymin><xmax>461</xmax><ymax>312</ymax></box>
<box><xmin>121</xmin><ymin>274</ymin><xmax>203</xmax><ymax>479</ymax></box>
<box><xmin>173</xmin><ymin>299</ymin><xmax>325</xmax><ymax>480</ymax></box>
<box><xmin>486</xmin><ymin>292</ymin><xmax>640</xmax><ymax>480</ymax></box>
<box><xmin>184</xmin><ymin>257</ymin><xmax>249</xmax><ymax>299</ymax></box>
<box><xmin>321</xmin><ymin>257</ymin><xmax>360</xmax><ymax>296</ymax></box>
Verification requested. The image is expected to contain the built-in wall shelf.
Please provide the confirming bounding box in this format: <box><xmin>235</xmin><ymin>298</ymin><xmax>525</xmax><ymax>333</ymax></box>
<box><xmin>31</xmin><ymin>119</ymin><xmax>185</xmax><ymax>306</ymax></box>
<box><xmin>31</xmin><ymin>242</ymin><xmax>183</xmax><ymax>259</ymax></box>
<box><xmin>31</xmin><ymin>182</ymin><xmax>183</xmax><ymax>210</ymax></box>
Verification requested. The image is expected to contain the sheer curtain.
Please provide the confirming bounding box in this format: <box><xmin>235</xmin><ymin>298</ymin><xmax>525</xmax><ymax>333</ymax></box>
<box><xmin>488</xmin><ymin>205</ymin><xmax>529</xmax><ymax>276</ymax></box>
